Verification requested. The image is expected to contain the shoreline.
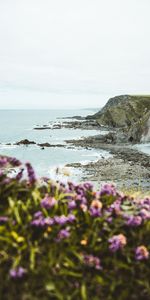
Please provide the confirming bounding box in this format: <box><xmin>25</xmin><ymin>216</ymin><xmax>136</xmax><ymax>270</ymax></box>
<box><xmin>65</xmin><ymin>136</ymin><xmax>150</xmax><ymax>191</ymax></box>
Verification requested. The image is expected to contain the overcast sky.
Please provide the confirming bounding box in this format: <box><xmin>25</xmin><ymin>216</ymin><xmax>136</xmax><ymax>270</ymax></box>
<box><xmin>0</xmin><ymin>0</ymin><xmax>150</xmax><ymax>109</ymax></box>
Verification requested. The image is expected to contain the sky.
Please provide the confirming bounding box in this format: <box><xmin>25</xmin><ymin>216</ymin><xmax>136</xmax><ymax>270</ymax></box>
<box><xmin>0</xmin><ymin>0</ymin><xmax>150</xmax><ymax>109</ymax></box>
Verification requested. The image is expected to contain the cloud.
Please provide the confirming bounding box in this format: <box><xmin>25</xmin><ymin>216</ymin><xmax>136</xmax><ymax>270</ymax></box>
<box><xmin>0</xmin><ymin>0</ymin><xmax>150</xmax><ymax>108</ymax></box>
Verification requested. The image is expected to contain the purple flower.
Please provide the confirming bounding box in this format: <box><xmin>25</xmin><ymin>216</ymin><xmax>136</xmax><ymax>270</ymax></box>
<box><xmin>26</xmin><ymin>162</ymin><xmax>36</xmax><ymax>184</ymax></box>
<box><xmin>138</xmin><ymin>198</ymin><xmax>150</xmax><ymax>207</ymax></box>
<box><xmin>9</xmin><ymin>267</ymin><xmax>26</xmax><ymax>279</ymax></box>
<box><xmin>68</xmin><ymin>181</ymin><xmax>76</xmax><ymax>191</ymax></box>
<box><xmin>57</xmin><ymin>229</ymin><xmax>70</xmax><ymax>241</ymax></box>
<box><xmin>54</xmin><ymin>215</ymin><xmax>68</xmax><ymax>225</ymax></box>
<box><xmin>75</xmin><ymin>195</ymin><xmax>87</xmax><ymax>205</ymax></box>
<box><xmin>68</xmin><ymin>200</ymin><xmax>76</xmax><ymax>210</ymax></box>
<box><xmin>83</xmin><ymin>182</ymin><xmax>93</xmax><ymax>190</ymax></box>
<box><xmin>75</xmin><ymin>194</ymin><xmax>83</xmax><ymax>202</ymax></box>
<box><xmin>108</xmin><ymin>234</ymin><xmax>127</xmax><ymax>252</ymax></box>
<box><xmin>107</xmin><ymin>216</ymin><xmax>113</xmax><ymax>223</ymax></box>
<box><xmin>0</xmin><ymin>157</ymin><xmax>8</xmax><ymax>168</ymax></box>
<box><xmin>41</xmin><ymin>195</ymin><xmax>56</xmax><ymax>209</ymax></box>
<box><xmin>44</xmin><ymin>217</ymin><xmax>54</xmax><ymax>226</ymax></box>
<box><xmin>125</xmin><ymin>215</ymin><xmax>142</xmax><ymax>227</ymax></box>
<box><xmin>83</xmin><ymin>254</ymin><xmax>102</xmax><ymax>270</ymax></box>
<box><xmin>100</xmin><ymin>184</ymin><xmax>117</xmax><ymax>196</ymax></box>
<box><xmin>140</xmin><ymin>209</ymin><xmax>150</xmax><ymax>220</ymax></box>
<box><xmin>89</xmin><ymin>200</ymin><xmax>102</xmax><ymax>217</ymax></box>
<box><xmin>31</xmin><ymin>217</ymin><xmax>45</xmax><ymax>227</ymax></box>
<box><xmin>110</xmin><ymin>200</ymin><xmax>121</xmax><ymax>215</ymax></box>
<box><xmin>31</xmin><ymin>211</ymin><xmax>54</xmax><ymax>227</ymax></box>
<box><xmin>67</xmin><ymin>214</ymin><xmax>76</xmax><ymax>223</ymax></box>
<box><xmin>33</xmin><ymin>211</ymin><xmax>43</xmax><ymax>219</ymax></box>
<box><xmin>135</xmin><ymin>246</ymin><xmax>149</xmax><ymax>260</ymax></box>
<box><xmin>0</xmin><ymin>216</ymin><xmax>8</xmax><ymax>224</ymax></box>
<box><xmin>0</xmin><ymin>170</ymin><xmax>4</xmax><ymax>177</ymax></box>
<box><xmin>89</xmin><ymin>207</ymin><xmax>101</xmax><ymax>217</ymax></box>
<box><xmin>8</xmin><ymin>157</ymin><xmax>21</xmax><ymax>167</ymax></box>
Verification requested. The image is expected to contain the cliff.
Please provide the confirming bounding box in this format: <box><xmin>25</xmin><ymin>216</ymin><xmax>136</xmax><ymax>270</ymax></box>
<box><xmin>87</xmin><ymin>95</ymin><xmax>150</xmax><ymax>143</ymax></box>
<box><xmin>89</xmin><ymin>95</ymin><xmax>150</xmax><ymax>127</ymax></box>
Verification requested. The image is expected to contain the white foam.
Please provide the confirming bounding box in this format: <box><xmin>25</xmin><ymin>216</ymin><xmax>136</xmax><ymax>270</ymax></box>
<box><xmin>0</xmin><ymin>144</ymin><xmax>17</xmax><ymax>149</ymax></box>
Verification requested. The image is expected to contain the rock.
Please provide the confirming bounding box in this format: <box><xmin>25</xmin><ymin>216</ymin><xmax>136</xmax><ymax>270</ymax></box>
<box><xmin>38</xmin><ymin>143</ymin><xmax>51</xmax><ymax>147</ymax></box>
<box><xmin>16</xmin><ymin>139</ymin><xmax>36</xmax><ymax>145</ymax></box>
<box><xmin>37</xmin><ymin>143</ymin><xmax>65</xmax><ymax>148</ymax></box>
<box><xmin>52</xmin><ymin>124</ymin><xmax>62</xmax><ymax>129</ymax></box>
<box><xmin>58</xmin><ymin>116</ymin><xmax>85</xmax><ymax>120</ymax></box>
<box><xmin>65</xmin><ymin>162</ymin><xmax>82</xmax><ymax>168</ymax></box>
<box><xmin>34</xmin><ymin>127</ymin><xmax>51</xmax><ymax>130</ymax></box>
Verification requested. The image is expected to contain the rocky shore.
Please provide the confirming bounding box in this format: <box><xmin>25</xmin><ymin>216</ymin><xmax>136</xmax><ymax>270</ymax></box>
<box><xmin>65</xmin><ymin>137</ymin><xmax>150</xmax><ymax>191</ymax></box>
<box><xmin>34</xmin><ymin>118</ymin><xmax>102</xmax><ymax>131</ymax></box>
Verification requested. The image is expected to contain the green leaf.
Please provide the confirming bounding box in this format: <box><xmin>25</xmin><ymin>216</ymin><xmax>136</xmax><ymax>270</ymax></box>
<box><xmin>81</xmin><ymin>283</ymin><xmax>87</xmax><ymax>300</ymax></box>
<box><xmin>45</xmin><ymin>282</ymin><xmax>55</xmax><ymax>292</ymax></box>
<box><xmin>59</xmin><ymin>269</ymin><xmax>82</xmax><ymax>278</ymax></box>
<box><xmin>95</xmin><ymin>275</ymin><xmax>105</xmax><ymax>285</ymax></box>
<box><xmin>14</xmin><ymin>206</ymin><xmax>22</xmax><ymax>224</ymax></box>
<box><xmin>30</xmin><ymin>246</ymin><xmax>38</xmax><ymax>270</ymax></box>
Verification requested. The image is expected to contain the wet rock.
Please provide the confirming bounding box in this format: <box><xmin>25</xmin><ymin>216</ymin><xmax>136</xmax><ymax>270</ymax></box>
<box><xmin>37</xmin><ymin>143</ymin><xmax>65</xmax><ymax>148</ymax></box>
<box><xmin>16</xmin><ymin>139</ymin><xmax>36</xmax><ymax>145</ymax></box>
<box><xmin>34</xmin><ymin>127</ymin><xmax>51</xmax><ymax>130</ymax></box>
<box><xmin>52</xmin><ymin>124</ymin><xmax>62</xmax><ymax>129</ymax></box>
<box><xmin>38</xmin><ymin>142</ymin><xmax>51</xmax><ymax>147</ymax></box>
<box><xmin>65</xmin><ymin>162</ymin><xmax>82</xmax><ymax>168</ymax></box>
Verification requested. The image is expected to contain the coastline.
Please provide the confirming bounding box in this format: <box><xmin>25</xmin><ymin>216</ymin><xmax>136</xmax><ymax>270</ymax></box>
<box><xmin>0</xmin><ymin>111</ymin><xmax>149</xmax><ymax>191</ymax></box>
<box><xmin>65</xmin><ymin>135</ymin><xmax>150</xmax><ymax>191</ymax></box>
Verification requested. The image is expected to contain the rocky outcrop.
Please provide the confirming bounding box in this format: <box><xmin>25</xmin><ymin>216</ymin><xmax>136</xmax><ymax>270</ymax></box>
<box><xmin>87</xmin><ymin>95</ymin><xmax>150</xmax><ymax>143</ymax></box>
<box><xmin>87</xmin><ymin>95</ymin><xmax>150</xmax><ymax>128</ymax></box>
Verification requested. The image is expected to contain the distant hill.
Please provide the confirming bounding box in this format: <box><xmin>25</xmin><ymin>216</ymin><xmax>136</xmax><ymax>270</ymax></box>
<box><xmin>87</xmin><ymin>95</ymin><xmax>150</xmax><ymax>127</ymax></box>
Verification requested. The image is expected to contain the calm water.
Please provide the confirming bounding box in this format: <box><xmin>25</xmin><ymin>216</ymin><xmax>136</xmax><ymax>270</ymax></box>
<box><xmin>0</xmin><ymin>109</ymin><xmax>110</xmax><ymax>180</ymax></box>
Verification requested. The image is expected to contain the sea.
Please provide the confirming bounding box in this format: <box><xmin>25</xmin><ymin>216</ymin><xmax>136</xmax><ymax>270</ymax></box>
<box><xmin>0</xmin><ymin>109</ymin><xmax>111</xmax><ymax>181</ymax></box>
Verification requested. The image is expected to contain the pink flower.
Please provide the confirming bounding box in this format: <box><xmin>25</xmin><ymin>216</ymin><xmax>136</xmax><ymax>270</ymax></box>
<box><xmin>135</xmin><ymin>246</ymin><xmax>149</xmax><ymax>260</ymax></box>
<box><xmin>108</xmin><ymin>234</ymin><xmax>127</xmax><ymax>252</ymax></box>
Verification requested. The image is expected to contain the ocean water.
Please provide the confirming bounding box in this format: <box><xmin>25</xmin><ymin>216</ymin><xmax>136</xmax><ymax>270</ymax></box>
<box><xmin>0</xmin><ymin>109</ymin><xmax>110</xmax><ymax>180</ymax></box>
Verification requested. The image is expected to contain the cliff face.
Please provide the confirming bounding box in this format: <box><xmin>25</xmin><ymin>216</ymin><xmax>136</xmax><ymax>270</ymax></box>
<box><xmin>90</xmin><ymin>95</ymin><xmax>150</xmax><ymax>128</ymax></box>
<box><xmin>128</xmin><ymin>111</ymin><xmax>150</xmax><ymax>143</ymax></box>
<box><xmin>88</xmin><ymin>95</ymin><xmax>150</xmax><ymax>143</ymax></box>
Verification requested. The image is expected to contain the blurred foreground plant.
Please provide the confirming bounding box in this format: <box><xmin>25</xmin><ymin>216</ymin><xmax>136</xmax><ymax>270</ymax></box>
<box><xmin>0</xmin><ymin>155</ymin><xmax>150</xmax><ymax>300</ymax></box>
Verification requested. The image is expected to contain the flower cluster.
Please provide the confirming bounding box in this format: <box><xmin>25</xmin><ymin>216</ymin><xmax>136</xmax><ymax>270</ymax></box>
<box><xmin>135</xmin><ymin>246</ymin><xmax>149</xmax><ymax>261</ymax></box>
<box><xmin>41</xmin><ymin>195</ymin><xmax>57</xmax><ymax>209</ymax></box>
<box><xmin>83</xmin><ymin>254</ymin><xmax>102</xmax><ymax>270</ymax></box>
<box><xmin>26</xmin><ymin>162</ymin><xmax>36</xmax><ymax>184</ymax></box>
<box><xmin>9</xmin><ymin>267</ymin><xmax>26</xmax><ymax>279</ymax></box>
<box><xmin>108</xmin><ymin>234</ymin><xmax>127</xmax><ymax>252</ymax></box>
